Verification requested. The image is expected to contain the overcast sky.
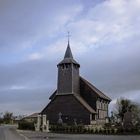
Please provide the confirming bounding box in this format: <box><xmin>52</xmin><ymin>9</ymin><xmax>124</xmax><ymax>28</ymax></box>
<box><xmin>0</xmin><ymin>0</ymin><xmax>140</xmax><ymax>116</ymax></box>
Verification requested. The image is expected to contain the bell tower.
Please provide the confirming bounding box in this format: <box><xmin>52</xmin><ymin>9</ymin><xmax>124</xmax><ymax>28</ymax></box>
<box><xmin>57</xmin><ymin>41</ymin><xmax>80</xmax><ymax>95</ymax></box>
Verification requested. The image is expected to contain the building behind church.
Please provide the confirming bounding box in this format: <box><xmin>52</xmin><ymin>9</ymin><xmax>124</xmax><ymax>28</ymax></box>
<box><xmin>39</xmin><ymin>41</ymin><xmax>111</xmax><ymax>128</ymax></box>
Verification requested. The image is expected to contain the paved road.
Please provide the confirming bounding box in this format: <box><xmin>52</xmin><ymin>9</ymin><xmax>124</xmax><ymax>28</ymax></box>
<box><xmin>0</xmin><ymin>125</ymin><xmax>26</xmax><ymax>140</ymax></box>
<box><xmin>1</xmin><ymin>126</ymin><xmax>139</xmax><ymax>140</ymax></box>
<box><xmin>21</xmin><ymin>131</ymin><xmax>140</xmax><ymax>140</ymax></box>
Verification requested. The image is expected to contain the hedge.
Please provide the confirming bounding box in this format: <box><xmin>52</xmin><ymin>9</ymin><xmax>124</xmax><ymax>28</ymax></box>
<box><xmin>18</xmin><ymin>120</ymin><xmax>35</xmax><ymax>130</ymax></box>
<box><xmin>49</xmin><ymin>125</ymin><xmax>140</xmax><ymax>134</ymax></box>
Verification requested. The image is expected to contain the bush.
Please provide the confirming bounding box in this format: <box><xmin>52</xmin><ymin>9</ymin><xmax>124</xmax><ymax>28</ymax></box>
<box><xmin>111</xmin><ymin>128</ymin><xmax>116</xmax><ymax>134</ymax></box>
<box><xmin>0</xmin><ymin>118</ymin><xmax>3</xmax><ymax>124</ymax></box>
<box><xmin>50</xmin><ymin>125</ymin><xmax>85</xmax><ymax>133</ymax></box>
<box><xmin>18</xmin><ymin>120</ymin><xmax>35</xmax><ymax>130</ymax></box>
<box><xmin>94</xmin><ymin>128</ymin><xmax>98</xmax><ymax>134</ymax></box>
<box><xmin>101</xmin><ymin>128</ymin><xmax>105</xmax><ymax>134</ymax></box>
<box><xmin>117</xmin><ymin>128</ymin><xmax>124</xmax><ymax>134</ymax></box>
<box><xmin>104</xmin><ymin>123</ymin><xmax>112</xmax><ymax>129</ymax></box>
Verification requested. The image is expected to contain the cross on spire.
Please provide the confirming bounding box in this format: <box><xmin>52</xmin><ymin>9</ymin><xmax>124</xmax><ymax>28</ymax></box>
<box><xmin>67</xmin><ymin>31</ymin><xmax>71</xmax><ymax>42</ymax></box>
<box><xmin>64</xmin><ymin>31</ymin><xmax>73</xmax><ymax>59</ymax></box>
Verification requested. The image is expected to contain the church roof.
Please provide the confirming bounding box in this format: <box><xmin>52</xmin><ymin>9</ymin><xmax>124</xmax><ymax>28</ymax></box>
<box><xmin>42</xmin><ymin>94</ymin><xmax>96</xmax><ymax>114</ymax></box>
<box><xmin>49</xmin><ymin>77</ymin><xmax>111</xmax><ymax>101</ymax></box>
<box><xmin>80</xmin><ymin>77</ymin><xmax>111</xmax><ymax>101</ymax></box>
<box><xmin>49</xmin><ymin>90</ymin><xmax>57</xmax><ymax>100</ymax></box>
<box><xmin>64</xmin><ymin>41</ymin><xmax>73</xmax><ymax>58</ymax></box>
<box><xmin>74</xmin><ymin>94</ymin><xmax>96</xmax><ymax>114</ymax></box>
<box><xmin>58</xmin><ymin>41</ymin><xmax>80</xmax><ymax>67</ymax></box>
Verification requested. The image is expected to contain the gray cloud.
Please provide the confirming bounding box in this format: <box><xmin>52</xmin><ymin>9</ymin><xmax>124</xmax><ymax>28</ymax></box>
<box><xmin>79</xmin><ymin>36</ymin><xmax>140</xmax><ymax>100</ymax></box>
<box><xmin>0</xmin><ymin>0</ymin><xmax>84</xmax><ymax>52</ymax></box>
<box><xmin>0</xmin><ymin>0</ymin><xmax>140</xmax><ymax>115</ymax></box>
<box><xmin>0</xmin><ymin>60</ymin><xmax>57</xmax><ymax>89</ymax></box>
<box><xmin>0</xmin><ymin>59</ymin><xmax>57</xmax><ymax>114</ymax></box>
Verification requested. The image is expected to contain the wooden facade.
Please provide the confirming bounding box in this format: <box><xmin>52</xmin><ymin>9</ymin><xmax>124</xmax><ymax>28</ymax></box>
<box><xmin>41</xmin><ymin>42</ymin><xmax>111</xmax><ymax>125</ymax></box>
<box><xmin>42</xmin><ymin>95</ymin><xmax>94</xmax><ymax>125</ymax></box>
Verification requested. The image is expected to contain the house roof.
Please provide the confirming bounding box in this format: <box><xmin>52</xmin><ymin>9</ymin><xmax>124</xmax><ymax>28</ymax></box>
<box><xmin>80</xmin><ymin>77</ymin><xmax>111</xmax><ymax>101</ymax></box>
<box><xmin>25</xmin><ymin>113</ymin><xmax>39</xmax><ymax>118</ymax></box>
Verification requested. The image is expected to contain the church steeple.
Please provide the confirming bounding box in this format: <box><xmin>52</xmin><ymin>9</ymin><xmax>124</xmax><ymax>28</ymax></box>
<box><xmin>58</xmin><ymin>41</ymin><xmax>80</xmax><ymax>67</ymax></box>
<box><xmin>57</xmin><ymin>41</ymin><xmax>80</xmax><ymax>95</ymax></box>
<box><xmin>64</xmin><ymin>41</ymin><xmax>73</xmax><ymax>59</ymax></box>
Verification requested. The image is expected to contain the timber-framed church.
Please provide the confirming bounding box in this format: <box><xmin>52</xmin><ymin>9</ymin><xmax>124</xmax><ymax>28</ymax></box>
<box><xmin>41</xmin><ymin>41</ymin><xmax>111</xmax><ymax>126</ymax></box>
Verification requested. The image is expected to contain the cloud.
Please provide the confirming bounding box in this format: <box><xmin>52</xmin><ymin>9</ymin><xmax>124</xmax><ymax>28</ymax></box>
<box><xmin>28</xmin><ymin>53</ymin><xmax>43</xmax><ymax>60</ymax></box>
<box><xmin>66</xmin><ymin>0</ymin><xmax>140</xmax><ymax>50</ymax></box>
<box><xmin>0</xmin><ymin>0</ymin><xmax>83</xmax><ymax>52</ymax></box>
<box><xmin>0</xmin><ymin>0</ymin><xmax>140</xmax><ymax>115</ymax></box>
<box><xmin>0</xmin><ymin>59</ymin><xmax>57</xmax><ymax>115</ymax></box>
<box><xmin>0</xmin><ymin>87</ymin><xmax>51</xmax><ymax>115</ymax></box>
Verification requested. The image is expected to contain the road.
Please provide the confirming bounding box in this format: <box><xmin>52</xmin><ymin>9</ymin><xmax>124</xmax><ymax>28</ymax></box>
<box><xmin>21</xmin><ymin>131</ymin><xmax>140</xmax><ymax>140</ymax></box>
<box><xmin>0</xmin><ymin>125</ymin><xmax>26</xmax><ymax>140</ymax></box>
<box><xmin>1</xmin><ymin>125</ymin><xmax>140</xmax><ymax>140</ymax></box>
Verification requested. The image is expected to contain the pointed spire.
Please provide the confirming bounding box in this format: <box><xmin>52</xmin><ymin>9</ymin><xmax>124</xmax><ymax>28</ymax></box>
<box><xmin>64</xmin><ymin>41</ymin><xmax>73</xmax><ymax>59</ymax></box>
<box><xmin>57</xmin><ymin>32</ymin><xmax>80</xmax><ymax>67</ymax></box>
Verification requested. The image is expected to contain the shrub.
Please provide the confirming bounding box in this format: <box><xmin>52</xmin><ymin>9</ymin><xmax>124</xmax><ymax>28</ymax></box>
<box><xmin>102</xmin><ymin>129</ymin><xmax>106</xmax><ymax>134</ymax></box>
<box><xmin>83</xmin><ymin>128</ymin><xmax>87</xmax><ymax>133</ymax></box>
<box><xmin>104</xmin><ymin>123</ymin><xmax>112</xmax><ymax>129</ymax></box>
<box><xmin>0</xmin><ymin>118</ymin><xmax>3</xmax><ymax>124</ymax></box>
<box><xmin>90</xmin><ymin>128</ymin><xmax>94</xmax><ymax>134</ymax></box>
<box><xmin>94</xmin><ymin>128</ymin><xmax>98</xmax><ymax>134</ymax></box>
<box><xmin>98</xmin><ymin>128</ymin><xmax>103</xmax><ymax>134</ymax></box>
<box><xmin>18</xmin><ymin>120</ymin><xmax>35</xmax><ymax>130</ymax></box>
<box><xmin>111</xmin><ymin>128</ymin><xmax>116</xmax><ymax>134</ymax></box>
<box><xmin>49</xmin><ymin>125</ymin><xmax>85</xmax><ymax>133</ymax></box>
<box><xmin>117</xmin><ymin>128</ymin><xmax>124</xmax><ymax>134</ymax></box>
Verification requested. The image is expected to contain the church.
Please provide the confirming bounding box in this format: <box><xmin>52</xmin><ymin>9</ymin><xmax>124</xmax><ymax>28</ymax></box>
<box><xmin>41</xmin><ymin>41</ymin><xmax>111</xmax><ymax>126</ymax></box>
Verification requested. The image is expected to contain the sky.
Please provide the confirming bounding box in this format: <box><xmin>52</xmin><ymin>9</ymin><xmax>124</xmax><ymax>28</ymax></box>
<box><xmin>0</xmin><ymin>0</ymin><xmax>140</xmax><ymax>116</ymax></box>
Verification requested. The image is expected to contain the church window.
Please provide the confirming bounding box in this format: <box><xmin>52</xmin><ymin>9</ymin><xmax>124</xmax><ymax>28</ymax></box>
<box><xmin>65</xmin><ymin>64</ymin><xmax>69</xmax><ymax>68</ymax></box>
<box><xmin>92</xmin><ymin>114</ymin><xmax>95</xmax><ymax>120</ymax></box>
<box><xmin>103</xmin><ymin>103</ymin><xmax>105</xmax><ymax>110</ymax></box>
<box><xmin>101</xmin><ymin>102</ymin><xmax>103</xmax><ymax>109</ymax></box>
<box><xmin>105</xmin><ymin>103</ymin><xmax>107</xmax><ymax>110</ymax></box>
<box><xmin>98</xmin><ymin>99</ymin><xmax>100</xmax><ymax>108</ymax></box>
